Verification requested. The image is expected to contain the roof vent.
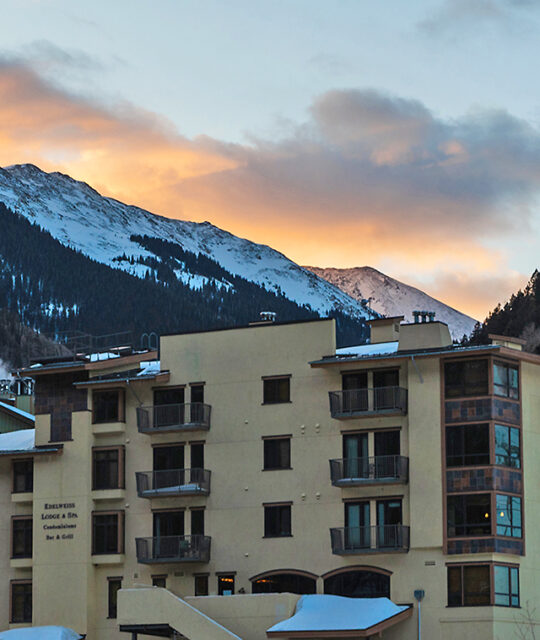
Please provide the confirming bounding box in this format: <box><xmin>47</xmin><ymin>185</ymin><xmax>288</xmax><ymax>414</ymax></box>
<box><xmin>259</xmin><ymin>311</ymin><xmax>277</xmax><ymax>322</ymax></box>
<box><xmin>413</xmin><ymin>310</ymin><xmax>436</xmax><ymax>324</ymax></box>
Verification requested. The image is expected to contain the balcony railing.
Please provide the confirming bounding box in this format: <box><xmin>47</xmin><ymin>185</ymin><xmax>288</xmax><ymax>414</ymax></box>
<box><xmin>330</xmin><ymin>525</ymin><xmax>409</xmax><ymax>554</ymax></box>
<box><xmin>136</xmin><ymin>535</ymin><xmax>211</xmax><ymax>564</ymax></box>
<box><xmin>137</xmin><ymin>403</ymin><xmax>211</xmax><ymax>433</ymax></box>
<box><xmin>329</xmin><ymin>387</ymin><xmax>407</xmax><ymax>418</ymax></box>
<box><xmin>136</xmin><ymin>469</ymin><xmax>211</xmax><ymax>498</ymax></box>
<box><xmin>329</xmin><ymin>456</ymin><xmax>409</xmax><ymax>486</ymax></box>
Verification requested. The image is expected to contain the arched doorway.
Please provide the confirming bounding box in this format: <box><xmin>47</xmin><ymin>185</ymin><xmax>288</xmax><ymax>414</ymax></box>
<box><xmin>323</xmin><ymin>567</ymin><xmax>390</xmax><ymax>598</ymax></box>
<box><xmin>251</xmin><ymin>570</ymin><xmax>317</xmax><ymax>595</ymax></box>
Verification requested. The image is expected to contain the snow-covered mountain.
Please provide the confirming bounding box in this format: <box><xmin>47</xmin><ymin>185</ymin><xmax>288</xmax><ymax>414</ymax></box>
<box><xmin>0</xmin><ymin>164</ymin><xmax>371</xmax><ymax>321</ymax></box>
<box><xmin>305</xmin><ymin>266</ymin><xmax>477</xmax><ymax>339</ymax></box>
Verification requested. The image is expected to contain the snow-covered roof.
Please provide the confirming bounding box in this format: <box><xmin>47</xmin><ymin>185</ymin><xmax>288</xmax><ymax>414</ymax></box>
<box><xmin>0</xmin><ymin>428</ymin><xmax>35</xmax><ymax>453</ymax></box>
<box><xmin>0</xmin><ymin>400</ymin><xmax>35</xmax><ymax>423</ymax></box>
<box><xmin>137</xmin><ymin>360</ymin><xmax>161</xmax><ymax>376</ymax></box>
<box><xmin>89</xmin><ymin>352</ymin><xmax>120</xmax><ymax>362</ymax></box>
<box><xmin>336</xmin><ymin>341</ymin><xmax>399</xmax><ymax>358</ymax></box>
<box><xmin>0</xmin><ymin>626</ymin><xmax>83</xmax><ymax>640</ymax></box>
<box><xmin>266</xmin><ymin>595</ymin><xmax>411</xmax><ymax>637</ymax></box>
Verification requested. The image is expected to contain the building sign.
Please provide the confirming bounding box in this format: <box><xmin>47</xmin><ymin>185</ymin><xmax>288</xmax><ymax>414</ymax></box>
<box><xmin>41</xmin><ymin>502</ymin><xmax>78</xmax><ymax>541</ymax></box>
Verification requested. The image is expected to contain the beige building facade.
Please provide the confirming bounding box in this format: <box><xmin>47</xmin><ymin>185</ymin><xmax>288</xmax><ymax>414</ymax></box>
<box><xmin>0</xmin><ymin>317</ymin><xmax>539</xmax><ymax>639</ymax></box>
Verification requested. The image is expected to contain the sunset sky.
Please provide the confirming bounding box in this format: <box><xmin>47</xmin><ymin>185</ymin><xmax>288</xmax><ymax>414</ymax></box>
<box><xmin>2</xmin><ymin>0</ymin><xmax>540</xmax><ymax>320</ymax></box>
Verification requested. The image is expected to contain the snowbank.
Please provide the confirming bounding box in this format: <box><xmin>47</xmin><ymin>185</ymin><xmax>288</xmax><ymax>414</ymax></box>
<box><xmin>0</xmin><ymin>626</ymin><xmax>82</xmax><ymax>640</ymax></box>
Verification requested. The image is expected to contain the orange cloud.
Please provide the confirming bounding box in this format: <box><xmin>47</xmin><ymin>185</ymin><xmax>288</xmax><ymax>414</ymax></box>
<box><xmin>0</xmin><ymin>60</ymin><xmax>537</xmax><ymax>319</ymax></box>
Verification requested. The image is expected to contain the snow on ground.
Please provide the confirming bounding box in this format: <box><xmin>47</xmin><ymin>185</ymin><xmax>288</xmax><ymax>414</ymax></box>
<box><xmin>0</xmin><ymin>428</ymin><xmax>35</xmax><ymax>452</ymax></box>
<box><xmin>0</xmin><ymin>626</ymin><xmax>82</xmax><ymax>639</ymax></box>
<box><xmin>0</xmin><ymin>401</ymin><xmax>35</xmax><ymax>422</ymax></box>
<box><xmin>267</xmin><ymin>594</ymin><xmax>410</xmax><ymax>633</ymax></box>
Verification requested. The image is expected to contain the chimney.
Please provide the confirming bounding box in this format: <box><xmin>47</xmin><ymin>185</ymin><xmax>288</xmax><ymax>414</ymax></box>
<box><xmin>249</xmin><ymin>311</ymin><xmax>277</xmax><ymax>326</ymax></box>
<box><xmin>398</xmin><ymin>311</ymin><xmax>452</xmax><ymax>351</ymax></box>
<box><xmin>367</xmin><ymin>316</ymin><xmax>404</xmax><ymax>344</ymax></box>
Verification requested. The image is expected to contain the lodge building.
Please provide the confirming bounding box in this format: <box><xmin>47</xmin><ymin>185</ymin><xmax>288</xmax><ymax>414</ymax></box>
<box><xmin>0</xmin><ymin>316</ymin><xmax>539</xmax><ymax>639</ymax></box>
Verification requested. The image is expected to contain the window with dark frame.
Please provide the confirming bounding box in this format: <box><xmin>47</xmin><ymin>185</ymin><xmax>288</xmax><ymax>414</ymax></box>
<box><xmin>447</xmin><ymin>494</ymin><xmax>491</xmax><ymax>537</ymax></box>
<box><xmin>264</xmin><ymin>504</ymin><xmax>292</xmax><ymax>537</ymax></box>
<box><xmin>445</xmin><ymin>424</ymin><xmax>490</xmax><ymax>467</ymax></box>
<box><xmin>107</xmin><ymin>578</ymin><xmax>122</xmax><ymax>618</ymax></box>
<box><xmin>448</xmin><ymin>564</ymin><xmax>519</xmax><ymax>608</ymax></box>
<box><xmin>263</xmin><ymin>377</ymin><xmax>290</xmax><ymax>404</ymax></box>
<box><xmin>444</xmin><ymin>360</ymin><xmax>489</xmax><ymax>398</ymax></box>
<box><xmin>218</xmin><ymin>574</ymin><xmax>235</xmax><ymax>595</ymax></box>
<box><xmin>495</xmin><ymin>425</ymin><xmax>521</xmax><ymax>468</ymax></box>
<box><xmin>93</xmin><ymin>448</ymin><xmax>124</xmax><ymax>490</ymax></box>
<box><xmin>191</xmin><ymin>509</ymin><xmax>205</xmax><ymax>536</ymax></box>
<box><xmin>194</xmin><ymin>575</ymin><xmax>209</xmax><ymax>596</ymax></box>
<box><xmin>10</xmin><ymin>580</ymin><xmax>32</xmax><ymax>623</ymax></box>
<box><xmin>493</xmin><ymin>362</ymin><xmax>519</xmax><ymax>399</ymax></box>
<box><xmin>12</xmin><ymin>459</ymin><xmax>33</xmax><ymax>493</ymax></box>
<box><xmin>92</xmin><ymin>512</ymin><xmax>123</xmax><ymax>555</ymax></box>
<box><xmin>152</xmin><ymin>575</ymin><xmax>167</xmax><ymax>588</ymax></box>
<box><xmin>496</xmin><ymin>495</ymin><xmax>522</xmax><ymax>538</ymax></box>
<box><xmin>263</xmin><ymin>437</ymin><xmax>291</xmax><ymax>470</ymax></box>
<box><xmin>11</xmin><ymin>517</ymin><xmax>32</xmax><ymax>558</ymax></box>
<box><xmin>494</xmin><ymin>566</ymin><xmax>520</xmax><ymax>607</ymax></box>
<box><xmin>93</xmin><ymin>389</ymin><xmax>124</xmax><ymax>424</ymax></box>
<box><xmin>252</xmin><ymin>573</ymin><xmax>317</xmax><ymax>595</ymax></box>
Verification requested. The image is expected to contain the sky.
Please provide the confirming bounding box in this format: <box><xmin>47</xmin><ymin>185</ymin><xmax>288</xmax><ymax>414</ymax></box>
<box><xmin>1</xmin><ymin>0</ymin><xmax>540</xmax><ymax>320</ymax></box>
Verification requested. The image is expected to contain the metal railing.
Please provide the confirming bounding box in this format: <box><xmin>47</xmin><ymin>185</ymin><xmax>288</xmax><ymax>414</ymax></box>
<box><xmin>136</xmin><ymin>535</ymin><xmax>211</xmax><ymax>563</ymax></box>
<box><xmin>30</xmin><ymin>330</ymin><xmax>134</xmax><ymax>362</ymax></box>
<box><xmin>136</xmin><ymin>469</ymin><xmax>211</xmax><ymax>497</ymax></box>
<box><xmin>137</xmin><ymin>403</ymin><xmax>211</xmax><ymax>433</ymax></box>
<box><xmin>330</xmin><ymin>525</ymin><xmax>410</xmax><ymax>554</ymax></box>
<box><xmin>329</xmin><ymin>456</ymin><xmax>409</xmax><ymax>486</ymax></box>
<box><xmin>329</xmin><ymin>387</ymin><xmax>407</xmax><ymax>417</ymax></box>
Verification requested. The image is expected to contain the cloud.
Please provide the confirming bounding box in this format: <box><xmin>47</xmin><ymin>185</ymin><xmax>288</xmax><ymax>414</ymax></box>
<box><xmin>0</xmin><ymin>57</ymin><xmax>539</xmax><ymax>317</ymax></box>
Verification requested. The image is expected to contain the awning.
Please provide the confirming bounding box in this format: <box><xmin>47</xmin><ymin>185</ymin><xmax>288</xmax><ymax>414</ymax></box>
<box><xmin>266</xmin><ymin>595</ymin><xmax>412</xmax><ymax>638</ymax></box>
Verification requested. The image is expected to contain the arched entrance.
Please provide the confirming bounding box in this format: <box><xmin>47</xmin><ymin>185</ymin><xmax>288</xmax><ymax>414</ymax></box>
<box><xmin>323</xmin><ymin>567</ymin><xmax>390</xmax><ymax>598</ymax></box>
<box><xmin>251</xmin><ymin>570</ymin><xmax>317</xmax><ymax>595</ymax></box>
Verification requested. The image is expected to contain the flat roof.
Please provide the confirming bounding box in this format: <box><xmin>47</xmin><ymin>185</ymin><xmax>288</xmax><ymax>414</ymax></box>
<box><xmin>160</xmin><ymin>317</ymin><xmax>335</xmax><ymax>338</ymax></box>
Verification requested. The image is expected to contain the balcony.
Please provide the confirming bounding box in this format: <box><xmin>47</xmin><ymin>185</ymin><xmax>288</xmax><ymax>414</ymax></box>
<box><xmin>329</xmin><ymin>387</ymin><xmax>407</xmax><ymax>419</ymax></box>
<box><xmin>136</xmin><ymin>535</ymin><xmax>211</xmax><ymax>564</ymax></box>
<box><xmin>137</xmin><ymin>403</ymin><xmax>211</xmax><ymax>433</ymax></box>
<box><xmin>330</xmin><ymin>456</ymin><xmax>409</xmax><ymax>487</ymax></box>
<box><xmin>136</xmin><ymin>469</ymin><xmax>211</xmax><ymax>498</ymax></box>
<box><xmin>330</xmin><ymin>525</ymin><xmax>410</xmax><ymax>554</ymax></box>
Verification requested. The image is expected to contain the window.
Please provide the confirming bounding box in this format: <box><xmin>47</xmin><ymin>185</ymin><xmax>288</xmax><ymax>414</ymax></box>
<box><xmin>494</xmin><ymin>566</ymin><xmax>519</xmax><ymax>607</ymax></box>
<box><xmin>108</xmin><ymin>578</ymin><xmax>122</xmax><ymax>618</ymax></box>
<box><xmin>10</xmin><ymin>580</ymin><xmax>32</xmax><ymax>623</ymax></box>
<box><xmin>93</xmin><ymin>389</ymin><xmax>124</xmax><ymax>424</ymax></box>
<box><xmin>252</xmin><ymin>573</ymin><xmax>316</xmax><ymax>595</ymax></box>
<box><xmin>152</xmin><ymin>575</ymin><xmax>167</xmax><ymax>588</ymax></box>
<box><xmin>191</xmin><ymin>509</ymin><xmax>205</xmax><ymax>535</ymax></box>
<box><xmin>218</xmin><ymin>574</ymin><xmax>235</xmax><ymax>595</ymax></box>
<box><xmin>447</xmin><ymin>494</ymin><xmax>491</xmax><ymax>537</ymax></box>
<box><xmin>190</xmin><ymin>384</ymin><xmax>204</xmax><ymax>404</ymax></box>
<box><xmin>445</xmin><ymin>360</ymin><xmax>489</xmax><ymax>398</ymax></box>
<box><xmin>12</xmin><ymin>459</ymin><xmax>33</xmax><ymax>493</ymax></box>
<box><xmin>447</xmin><ymin>565</ymin><xmax>490</xmax><ymax>606</ymax></box>
<box><xmin>263</xmin><ymin>377</ymin><xmax>290</xmax><ymax>404</ymax></box>
<box><xmin>493</xmin><ymin>362</ymin><xmax>519</xmax><ymax>399</ymax></box>
<box><xmin>93</xmin><ymin>447</ymin><xmax>124</xmax><ymax>490</ymax></box>
<box><xmin>92</xmin><ymin>512</ymin><xmax>124</xmax><ymax>555</ymax></box>
<box><xmin>12</xmin><ymin>517</ymin><xmax>32</xmax><ymax>558</ymax></box>
<box><xmin>446</xmin><ymin>424</ymin><xmax>490</xmax><ymax>467</ymax></box>
<box><xmin>194</xmin><ymin>575</ymin><xmax>209</xmax><ymax>596</ymax></box>
<box><xmin>264</xmin><ymin>504</ymin><xmax>292</xmax><ymax>537</ymax></box>
<box><xmin>263</xmin><ymin>437</ymin><xmax>291</xmax><ymax>470</ymax></box>
<box><xmin>495</xmin><ymin>425</ymin><xmax>520</xmax><ymax>468</ymax></box>
<box><xmin>324</xmin><ymin>570</ymin><xmax>390</xmax><ymax>599</ymax></box>
<box><xmin>496</xmin><ymin>495</ymin><xmax>522</xmax><ymax>538</ymax></box>
<box><xmin>448</xmin><ymin>565</ymin><xmax>519</xmax><ymax>608</ymax></box>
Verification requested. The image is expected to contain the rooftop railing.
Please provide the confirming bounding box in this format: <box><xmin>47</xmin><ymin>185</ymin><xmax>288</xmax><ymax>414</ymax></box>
<box><xmin>329</xmin><ymin>387</ymin><xmax>407</xmax><ymax>418</ymax></box>
<box><xmin>135</xmin><ymin>535</ymin><xmax>211</xmax><ymax>564</ymax></box>
<box><xmin>329</xmin><ymin>456</ymin><xmax>409</xmax><ymax>486</ymax></box>
<box><xmin>136</xmin><ymin>469</ymin><xmax>211</xmax><ymax>498</ymax></box>
<box><xmin>137</xmin><ymin>403</ymin><xmax>211</xmax><ymax>433</ymax></box>
<box><xmin>330</xmin><ymin>525</ymin><xmax>410</xmax><ymax>555</ymax></box>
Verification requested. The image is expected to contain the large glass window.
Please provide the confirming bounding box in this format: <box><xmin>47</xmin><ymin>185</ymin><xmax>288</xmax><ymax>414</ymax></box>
<box><xmin>447</xmin><ymin>565</ymin><xmax>490</xmax><ymax>606</ymax></box>
<box><xmin>447</xmin><ymin>494</ymin><xmax>491</xmax><ymax>537</ymax></box>
<box><xmin>263</xmin><ymin>437</ymin><xmax>291</xmax><ymax>470</ymax></box>
<box><xmin>93</xmin><ymin>389</ymin><xmax>124</xmax><ymax>424</ymax></box>
<box><xmin>494</xmin><ymin>566</ymin><xmax>519</xmax><ymax>607</ymax></box>
<box><xmin>493</xmin><ymin>362</ymin><xmax>519</xmax><ymax>399</ymax></box>
<box><xmin>252</xmin><ymin>573</ymin><xmax>316</xmax><ymax>595</ymax></box>
<box><xmin>263</xmin><ymin>377</ymin><xmax>290</xmax><ymax>404</ymax></box>
<box><xmin>324</xmin><ymin>570</ymin><xmax>390</xmax><ymax>599</ymax></box>
<box><xmin>10</xmin><ymin>581</ymin><xmax>32</xmax><ymax>623</ymax></box>
<box><xmin>218</xmin><ymin>574</ymin><xmax>235</xmax><ymax>595</ymax></box>
<box><xmin>93</xmin><ymin>448</ymin><xmax>123</xmax><ymax>490</ymax></box>
<box><xmin>12</xmin><ymin>459</ymin><xmax>33</xmax><ymax>493</ymax></box>
<box><xmin>92</xmin><ymin>512</ymin><xmax>123</xmax><ymax>555</ymax></box>
<box><xmin>445</xmin><ymin>360</ymin><xmax>488</xmax><ymax>398</ymax></box>
<box><xmin>495</xmin><ymin>425</ymin><xmax>520</xmax><ymax>468</ymax></box>
<box><xmin>264</xmin><ymin>504</ymin><xmax>292</xmax><ymax>537</ymax></box>
<box><xmin>11</xmin><ymin>518</ymin><xmax>32</xmax><ymax>558</ymax></box>
<box><xmin>446</xmin><ymin>424</ymin><xmax>490</xmax><ymax>467</ymax></box>
<box><xmin>496</xmin><ymin>495</ymin><xmax>522</xmax><ymax>538</ymax></box>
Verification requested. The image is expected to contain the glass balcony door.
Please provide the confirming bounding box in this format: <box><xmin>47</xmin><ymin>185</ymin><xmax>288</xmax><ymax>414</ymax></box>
<box><xmin>154</xmin><ymin>388</ymin><xmax>185</xmax><ymax>427</ymax></box>
<box><xmin>343</xmin><ymin>434</ymin><xmax>368</xmax><ymax>479</ymax></box>
<box><xmin>345</xmin><ymin>502</ymin><xmax>370</xmax><ymax>550</ymax></box>
<box><xmin>377</xmin><ymin>499</ymin><xmax>402</xmax><ymax>548</ymax></box>
<box><xmin>374</xmin><ymin>431</ymin><xmax>400</xmax><ymax>478</ymax></box>
<box><xmin>373</xmin><ymin>370</ymin><xmax>399</xmax><ymax>410</ymax></box>
<box><xmin>153</xmin><ymin>511</ymin><xmax>184</xmax><ymax>559</ymax></box>
<box><xmin>153</xmin><ymin>446</ymin><xmax>185</xmax><ymax>490</ymax></box>
<box><xmin>342</xmin><ymin>373</ymin><xmax>368</xmax><ymax>412</ymax></box>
